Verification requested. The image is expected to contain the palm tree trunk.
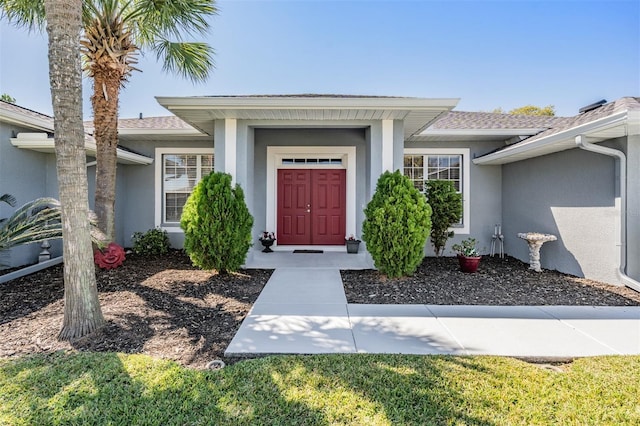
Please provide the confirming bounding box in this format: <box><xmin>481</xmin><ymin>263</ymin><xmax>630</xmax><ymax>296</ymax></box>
<box><xmin>44</xmin><ymin>0</ymin><xmax>105</xmax><ymax>340</ymax></box>
<box><xmin>92</xmin><ymin>73</ymin><xmax>120</xmax><ymax>243</ymax></box>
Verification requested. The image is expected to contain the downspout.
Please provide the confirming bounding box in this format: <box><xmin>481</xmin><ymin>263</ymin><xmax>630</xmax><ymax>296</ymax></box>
<box><xmin>575</xmin><ymin>135</ymin><xmax>640</xmax><ymax>292</ymax></box>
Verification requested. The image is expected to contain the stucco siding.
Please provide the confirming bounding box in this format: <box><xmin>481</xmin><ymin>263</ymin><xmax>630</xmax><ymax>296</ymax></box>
<box><xmin>626</xmin><ymin>134</ymin><xmax>639</xmax><ymax>281</ymax></box>
<box><xmin>114</xmin><ymin>138</ymin><xmax>213</xmax><ymax>248</ymax></box>
<box><xmin>0</xmin><ymin>123</ymin><xmax>60</xmax><ymax>267</ymax></box>
<box><xmin>502</xmin><ymin>147</ymin><xmax>619</xmax><ymax>284</ymax></box>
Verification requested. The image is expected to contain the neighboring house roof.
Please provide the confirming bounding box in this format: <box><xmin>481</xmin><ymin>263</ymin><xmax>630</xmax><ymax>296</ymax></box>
<box><xmin>156</xmin><ymin>94</ymin><xmax>460</xmax><ymax>139</ymax></box>
<box><xmin>474</xmin><ymin>97</ymin><xmax>640</xmax><ymax>165</ymax></box>
<box><xmin>1</xmin><ymin>101</ymin><xmax>152</xmax><ymax>165</ymax></box>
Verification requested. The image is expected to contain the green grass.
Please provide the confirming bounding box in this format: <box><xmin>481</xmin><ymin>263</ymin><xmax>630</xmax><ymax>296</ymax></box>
<box><xmin>1</xmin><ymin>353</ymin><xmax>639</xmax><ymax>425</ymax></box>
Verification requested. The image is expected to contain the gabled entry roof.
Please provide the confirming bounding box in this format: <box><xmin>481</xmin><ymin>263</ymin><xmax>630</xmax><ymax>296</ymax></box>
<box><xmin>156</xmin><ymin>94</ymin><xmax>459</xmax><ymax>138</ymax></box>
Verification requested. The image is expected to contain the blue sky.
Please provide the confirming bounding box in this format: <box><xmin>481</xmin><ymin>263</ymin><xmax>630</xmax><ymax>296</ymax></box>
<box><xmin>0</xmin><ymin>0</ymin><xmax>638</xmax><ymax>119</ymax></box>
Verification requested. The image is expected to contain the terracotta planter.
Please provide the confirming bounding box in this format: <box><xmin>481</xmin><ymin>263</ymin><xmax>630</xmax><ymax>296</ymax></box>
<box><xmin>457</xmin><ymin>254</ymin><xmax>481</xmax><ymax>273</ymax></box>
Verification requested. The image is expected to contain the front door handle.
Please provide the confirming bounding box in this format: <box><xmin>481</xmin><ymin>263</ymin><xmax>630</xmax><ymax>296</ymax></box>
<box><xmin>306</xmin><ymin>204</ymin><xmax>311</xmax><ymax>213</ymax></box>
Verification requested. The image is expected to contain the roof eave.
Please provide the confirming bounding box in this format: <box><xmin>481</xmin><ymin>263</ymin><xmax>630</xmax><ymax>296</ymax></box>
<box><xmin>10</xmin><ymin>132</ymin><xmax>153</xmax><ymax>165</ymax></box>
<box><xmin>155</xmin><ymin>95</ymin><xmax>459</xmax><ymax>138</ymax></box>
<box><xmin>155</xmin><ymin>95</ymin><xmax>460</xmax><ymax>110</ymax></box>
<box><xmin>417</xmin><ymin>128</ymin><xmax>546</xmax><ymax>137</ymax></box>
<box><xmin>0</xmin><ymin>108</ymin><xmax>53</xmax><ymax>132</ymax></box>
<box><xmin>473</xmin><ymin>111</ymin><xmax>629</xmax><ymax>165</ymax></box>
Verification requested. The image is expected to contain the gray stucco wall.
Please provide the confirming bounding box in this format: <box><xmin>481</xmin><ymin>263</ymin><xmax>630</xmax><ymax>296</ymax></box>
<box><xmin>0</xmin><ymin>124</ymin><xmax>61</xmax><ymax>267</ymax></box>
<box><xmin>406</xmin><ymin>140</ymin><xmax>504</xmax><ymax>256</ymax></box>
<box><xmin>624</xmin><ymin>134</ymin><xmax>639</xmax><ymax>281</ymax></box>
<box><xmin>252</xmin><ymin>128</ymin><xmax>368</xmax><ymax>248</ymax></box>
<box><xmin>113</xmin><ymin>138</ymin><xmax>214</xmax><ymax>248</ymax></box>
<box><xmin>502</xmin><ymin>146</ymin><xmax>620</xmax><ymax>284</ymax></box>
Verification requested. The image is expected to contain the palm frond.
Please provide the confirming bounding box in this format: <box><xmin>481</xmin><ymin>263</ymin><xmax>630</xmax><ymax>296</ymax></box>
<box><xmin>0</xmin><ymin>0</ymin><xmax>46</xmax><ymax>31</ymax></box>
<box><xmin>155</xmin><ymin>40</ymin><xmax>214</xmax><ymax>83</ymax></box>
<box><xmin>0</xmin><ymin>197</ymin><xmax>62</xmax><ymax>250</ymax></box>
<box><xmin>0</xmin><ymin>194</ymin><xmax>16</xmax><ymax>207</ymax></box>
<box><xmin>0</xmin><ymin>197</ymin><xmax>106</xmax><ymax>251</ymax></box>
<box><xmin>131</xmin><ymin>0</ymin><xmax>216</xmax><ymax>44</ymax></box>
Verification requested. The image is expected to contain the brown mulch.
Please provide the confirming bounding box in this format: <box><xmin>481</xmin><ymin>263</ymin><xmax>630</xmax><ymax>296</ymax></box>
<box><xmin>1</xmin><ymin>252</ymin><xmax>639</xmax><ymax>370</ymax></box>
<box><xmin>342</xmin><ymin>256</ymin><xmax>640</xmax><ymax>306</ymax></box>
<box><xmin>0</xmin><ymin>250</ymin><xmax>271</xmax><ymax>369</ymax></box>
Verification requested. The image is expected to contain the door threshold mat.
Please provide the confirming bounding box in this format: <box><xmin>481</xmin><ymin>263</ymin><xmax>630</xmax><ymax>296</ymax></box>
<box><xmin>293</xmin><ymin>250</ymin><xmax>324</xmax><ymax>254</ymax></box>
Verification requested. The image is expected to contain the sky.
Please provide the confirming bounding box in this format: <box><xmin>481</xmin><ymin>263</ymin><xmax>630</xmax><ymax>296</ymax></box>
<box><xmin>0</xmin><ymin>0</ymin><xmax>638</xmax><ymax>119</ymax></box>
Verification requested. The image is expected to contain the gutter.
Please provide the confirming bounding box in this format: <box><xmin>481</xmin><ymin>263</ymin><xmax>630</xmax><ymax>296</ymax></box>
<box><xmin>575</xmin><ymin>135</ymin><xmax>640</xmax><ymax>292</ymax></box>
<box><xmin>474</xmin><ymin>111</ymin><xmax>627</xmax><ymax>165</ymax></box>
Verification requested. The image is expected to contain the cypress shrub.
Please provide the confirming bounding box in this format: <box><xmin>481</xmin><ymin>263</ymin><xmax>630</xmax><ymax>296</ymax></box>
<box><xmin>425</xmin><ymin>180</ymin><xmax>462</xmax><ymax>256</ymax></box>
<box><xmin>362</xmin><ymin>170</ymin><xmax>432</xmax><ymax>278</ymax></box>
<box><xmin>180</xmin><ymin>172</ymin><xmax>253</xmax><ymax>273</ymax></box>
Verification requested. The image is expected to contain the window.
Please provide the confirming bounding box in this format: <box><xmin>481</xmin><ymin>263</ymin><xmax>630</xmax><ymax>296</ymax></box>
<box><xmin>155</xmin><ymin>149</ymin><xmax>214</xmax><ymax>226</ymax></box>
<box><xmin>403</xmin><ymin>148</ymin><xmax>470</xmax><ymax>233</ymax></box>
<box><xmin>404</xmin><ymin>154</ymin><xmax>461</xmax><ymax>193</ymax></box>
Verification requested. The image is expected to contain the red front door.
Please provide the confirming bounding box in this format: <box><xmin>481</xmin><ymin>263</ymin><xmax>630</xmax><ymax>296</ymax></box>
<box><xmin>277</xmin><ymin>169</ymin><xmax>346</xmax><ymax>245</ymax></box>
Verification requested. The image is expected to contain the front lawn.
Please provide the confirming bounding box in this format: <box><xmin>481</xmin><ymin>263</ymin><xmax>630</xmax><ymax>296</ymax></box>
<box><xmin>2</xmin><ymin>353</ymin><xmax>639</xmax><ymax>425</ymax></box>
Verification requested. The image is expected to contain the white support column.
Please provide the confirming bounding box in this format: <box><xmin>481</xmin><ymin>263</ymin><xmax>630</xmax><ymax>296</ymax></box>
<box><xmin>224</xmin><ymin>118</ymin><xmax>237</xmax><ymax>182</ymax></box>
<box><xmin>382</xmin><ymin>119</ymin><xmax>394</xmax><ymax>172</ymax></box>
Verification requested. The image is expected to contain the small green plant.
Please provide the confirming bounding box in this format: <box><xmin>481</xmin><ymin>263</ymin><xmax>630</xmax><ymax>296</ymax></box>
<box><xmin>131</xmin><ymin>228</ymin><xmax>170</xmax><ymax>255</ymax></box>
<box><xmin>181</xmin><ymin>172</ymin><xmax>253</xmax><ymax>273</ymax></box>
<box><xmin>362</xmin><ymin>170</ymin><xmax>432</xmax><ymax>278</ymax></box>
<box><xmin>425</xmin><ymin>180</ymin><xmax>462</xmax><ymax>256</ymax></box>
<box><xmin>452</xmin><ymin>238</ymin><xmax>480</xmax><ymax>257</ymax></box>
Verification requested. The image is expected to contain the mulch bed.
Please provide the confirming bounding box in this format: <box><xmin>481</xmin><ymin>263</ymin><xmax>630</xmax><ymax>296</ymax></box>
<box><xmin>1</xmin><ymin>252</ymin><xmax>639</xmax><ymax>369</ymax></box>
<box><xmin>0</xmin><ymin>250</ymin><xmax>271</xmax><ymax>369</ymax></box>
<box><xmin>342</xmin><ymin>255</ymin><xmax>640</xmax><ymax>306</ymax></box>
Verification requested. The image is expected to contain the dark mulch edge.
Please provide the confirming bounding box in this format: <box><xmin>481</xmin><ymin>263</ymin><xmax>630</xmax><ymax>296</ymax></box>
<box><xmin>341</xmin><ymin>256</ymin><xmax>640</xmax><ymax>306</ymax></box>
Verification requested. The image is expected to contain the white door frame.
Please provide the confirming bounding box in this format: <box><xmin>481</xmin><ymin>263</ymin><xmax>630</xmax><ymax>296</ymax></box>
<box><xmin>266</xmin><ymin>146</ymin><xmax>356</xmax><ymax>248</ymax></box>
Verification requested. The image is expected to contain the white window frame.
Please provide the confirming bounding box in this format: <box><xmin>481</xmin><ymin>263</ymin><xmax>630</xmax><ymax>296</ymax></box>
<box><xmin>404</xmin><ymin>148</ymin><xmax>470</xmax><ymax>234</ymax></box>
<box><xmin>155</xmin><ymin>147</ymin><xmax>214</xmax><ymax>231</ymax></box>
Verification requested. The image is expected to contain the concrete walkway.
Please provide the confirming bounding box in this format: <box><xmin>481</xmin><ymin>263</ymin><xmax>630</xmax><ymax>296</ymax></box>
<box><xmin>225</xmin><ymin>267</ymin><xmax>640</xmax><ymax>358</ymax></box>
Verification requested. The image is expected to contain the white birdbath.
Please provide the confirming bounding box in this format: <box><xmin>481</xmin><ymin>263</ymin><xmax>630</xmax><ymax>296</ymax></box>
<box><xmin>517</xmin><ymin>232</ymin><xmax>557</xmax><ymax>272</ymax></box>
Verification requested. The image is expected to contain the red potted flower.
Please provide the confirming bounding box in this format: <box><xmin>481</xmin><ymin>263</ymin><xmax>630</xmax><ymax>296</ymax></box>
<box><xmin>452</xmin><ymin>238</ymin><xmax>481</xmax><ymax>273</ymax></box>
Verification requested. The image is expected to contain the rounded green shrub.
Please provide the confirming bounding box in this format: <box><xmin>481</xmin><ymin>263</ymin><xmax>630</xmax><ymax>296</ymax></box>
<box><xmin>131</xmin><ymin>228</ymin><xmax>170</xmax><ymax>256</ymax></box>
<box><xmin>362</xmin><ymin>170</ymin><xmax>432</xmax><ymax>278</ymax></box>
<box><xmin>180</xmin><ymin>172</ymin><xmax>254</xmax><ymax>273</ymax></box>
<box><xmin>425</xmin><ymin>180</ymin><xmax>462</xmax><ymax>256</ymax></box>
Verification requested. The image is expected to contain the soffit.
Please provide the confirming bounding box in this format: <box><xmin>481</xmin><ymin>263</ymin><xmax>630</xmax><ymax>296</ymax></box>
<box><xmin>10</xmin><ymin>133</ymin><xmax>153</xmax><ymax>165</ymax></box>
<box><xmin>155</xmin><ymin>96</ymin><xmax>459</xmax><ymax>138</ymax></box>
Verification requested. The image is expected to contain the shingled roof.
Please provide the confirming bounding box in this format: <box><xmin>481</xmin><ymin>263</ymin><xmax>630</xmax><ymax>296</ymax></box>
<box><xmin>0</xmin><ymin>100</ymin><xmax>54</xmax><ymax>131</ymax></box>
<box><xmin>429</xmin><ymin>110</ymin><xmax>569</xmax><ymax>130</ymax></box>
<box><xmin>473</xmin><ymin>97</ymin><xmax>640</xmax><ymax>165</ymax></box>
<box><xmin>519</xmin><ymin>97</ymin><xmax>640</xmax><ymax>144</ymax></box>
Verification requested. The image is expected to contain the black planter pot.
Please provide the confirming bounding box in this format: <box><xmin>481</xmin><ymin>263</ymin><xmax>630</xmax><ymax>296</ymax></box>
<box><xmin>345</xmin><ymin>240</ymin><xmax>360</xmax><ymax>254</ymax></box>
<box><xmin>260</xmin><ymin>239</ymin><xmax>275</xmax><ymax>253</ymax></box>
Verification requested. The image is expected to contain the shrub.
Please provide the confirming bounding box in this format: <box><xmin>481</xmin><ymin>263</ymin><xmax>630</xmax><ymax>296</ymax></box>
<box><xmin>131</xmin><ymin>228</ymin><xmax>170</xmax><ymax>256</ymax></box>
<box><xmin>362</xmin><ymin>170</ymin><xmax>432</xmax><ymax>278</ymax></box>
<box><xmin>180</xmin><ymin>172</ymin><xmax>253</xmax><ymax>273</ymax></box>
<box><xmin>425</xmin><ymin>180</ymin><xmax>462</xmax><ymax>256</ymax></box>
